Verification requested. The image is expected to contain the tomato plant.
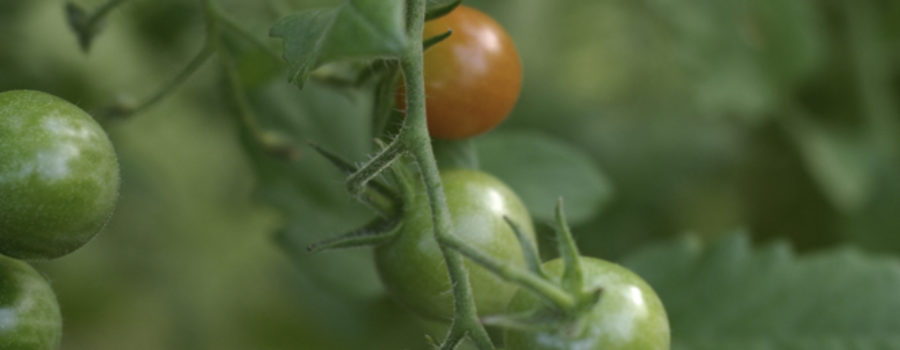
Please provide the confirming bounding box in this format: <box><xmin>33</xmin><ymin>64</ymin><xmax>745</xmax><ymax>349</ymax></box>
<box><xmin>397</xmin><ymin>5</ymin><xmax>523</xmax><ymax>140</ymax></box>
<box><xmin>375</xmin><ymin>168</ymin><xmax>536</xmax><ymax>321</ymax></box>
<box><xmin>0</xmin><ymin>90</ymin><xmax>120</xmax><ymax>260</ymax></box>
<box><xmin>0</xmin><ymin>254</ymin><xmax>62</xmax><ymax>349</ymax></box>
<box><xmin>5</xmin><ymin>1</ymin><xmax>678</xmax><ymax>349</ymax></box>
<box><xmin>504</xmin><ymin>257</ymin><xmax>670</xmax><ymax>350</ymax></box>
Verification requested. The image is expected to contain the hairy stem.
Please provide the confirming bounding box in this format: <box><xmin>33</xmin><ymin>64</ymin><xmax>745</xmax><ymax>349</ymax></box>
<box><xmin>346</xmin><ymin>137</ymin><xmax>404</xmax><ymax>198</ymax></box>
<box><xmin>400</xmin><ymin>0</ymin><xmax>493</xmax><ymax>348</ymax></box>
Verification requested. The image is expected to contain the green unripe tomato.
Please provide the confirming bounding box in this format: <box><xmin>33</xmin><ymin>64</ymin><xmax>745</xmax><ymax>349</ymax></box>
<box><xmin>375</xmin><ymin>168</ymin><xmax>537</xmax><ymax>321</ymax></box>
<box><xmin>0</xmin><ymin>90</ymin><xmax>120</xmax><ymax>259</ymax></box>
<box><xmin>0</xmin><ymin>254</ymin><xmax>62</xmax><ymax>349</ymax></box>
<box><xmin>505</xmin><ymin>257</ymin><xmax>670</xmax><ymax>350</ymax></box>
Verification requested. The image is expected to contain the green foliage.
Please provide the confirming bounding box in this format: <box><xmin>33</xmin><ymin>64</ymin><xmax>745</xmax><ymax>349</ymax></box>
<box><xmin>270</xmin><ymin>0</ymin><xmax>407</xmax><ymax>88</ymax></box>
<box><xmin>624</xmin><ymin>233</ymin><xmax>900</xmax><ymax>349</ymax></box>
<box><xmin>476</xmin><ymin>131</ymin><xmax>612</xmax><ymax>226</ymax></box>
<box><xmin>3</xmin><ymin>0</ymin><xmax>900</xmax><ymax>349</ymax></box>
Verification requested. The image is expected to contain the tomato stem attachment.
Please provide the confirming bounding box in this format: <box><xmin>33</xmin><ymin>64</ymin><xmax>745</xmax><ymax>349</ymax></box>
<box><xmin>555</xmin><ymin>198</ymin><xmax>585</xmax><ymax>299</ymax></box>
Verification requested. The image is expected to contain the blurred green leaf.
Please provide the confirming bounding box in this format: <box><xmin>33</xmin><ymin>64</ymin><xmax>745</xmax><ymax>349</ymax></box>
<box><xmin>784</xmin><ymin>114</ymin><xmax>876</xmax><ymax>213</ymax></box>
<box><xmin>624</xmin><ymin>232</ymin><xmax>900</xmax><ymax>349</ymax></box>
<box><xmin>269</xmin><ymin>0</ymin><xmax>406</xmax><ymax>88</ymax></box>
<box><xmin>218</xmin><ymin>20</ymin><xmax>284</xmax><ymax>89</ymax></box>
<box><xmin>476</xmin><ymin>130</ymin><xmax>612</xmax><ymax>226</ymax></box>
<box><xmin>748</xmin><ymin>0</ymin><xmax>825</xmax><ymax>90</ymax></box>
<box><xmin>843</xmin><ymin>163</ymin><xmax>900</xmax><ymax>256</ymax></box>
<box><xmin>64</xmin><ymin>2</ymin><xmax>93</xmax><ymax>51</ymax></box>
<box><xmin>236</xmin><ymin>76</ymin><xmax>382</xmax><ymax>299</ymax></box>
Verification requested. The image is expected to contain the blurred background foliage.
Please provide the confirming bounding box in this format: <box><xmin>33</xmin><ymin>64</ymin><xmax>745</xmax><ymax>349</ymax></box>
<box><xmin>2</xmin><ymin>0</ymin><xmax>899</xmax><ymax>349</ymax></box>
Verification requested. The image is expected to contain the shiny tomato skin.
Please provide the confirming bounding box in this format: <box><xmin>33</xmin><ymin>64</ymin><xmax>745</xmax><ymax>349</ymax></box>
<box><xmin>398</xmin><ymin>5</ymin><xmax>523</xmax><ymax>140</ymax></box>
<box><xmin>375</xmin><ymin>168</ymin><xmax>536</xmax><ymax>321</ymax></box>
<box><xmin>505</xmin><ymin>257</ymin><xmax>671</xmax><ymax>350</ymax></box>
<box><xmin>0</xmin><ymin>90</ymin><xmax>120</xmax><ymax>259</ymax></box>
<box><xmin>0</xmin><ymin>254</ymin><xmax>62</xmax><ymax>349</ymax></box>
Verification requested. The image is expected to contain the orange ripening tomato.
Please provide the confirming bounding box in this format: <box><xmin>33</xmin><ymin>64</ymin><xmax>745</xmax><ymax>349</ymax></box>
<box><xmin>397</xmin><ymin>5</ymin><xmax>523</xmax><ymax>140</ymax></box>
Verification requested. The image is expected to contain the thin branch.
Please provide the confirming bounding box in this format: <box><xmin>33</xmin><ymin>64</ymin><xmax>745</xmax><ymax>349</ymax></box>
<box><xmin>439</xmin><ymin>231</ymin><xmax>577</xmax><ymax>313</ymax></box>
<box><xmin>346</xmin><ymin>136</ymin><xmax>405</xmax><ymax>198</ymax></box>
<box><xmin>99</xmin><ymin>44</ymin><xmax>214</xmax><ymax>120</ymax></box>
<box><xmin>307</xmin><ymin>217</ymin><xmax>400</xmax><ymax>253</ymax></box>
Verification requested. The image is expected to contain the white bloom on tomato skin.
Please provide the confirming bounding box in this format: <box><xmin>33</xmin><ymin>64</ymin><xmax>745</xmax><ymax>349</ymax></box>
<box><xmin>2</xmin><ymin>112</ymin><xmax>100</xmax><ymax>183</ymax></box>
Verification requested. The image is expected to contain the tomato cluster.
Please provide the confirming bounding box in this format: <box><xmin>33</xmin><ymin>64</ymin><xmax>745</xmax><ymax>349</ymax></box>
<box><xmin>375</xmin><ymin>168</ymin><xmax>670</xmax><ymax>349</ymax></box>
<box><xmin>378</xmin><ymin>6</ymin><xmax>671</xmax><ymax>349</ymax></box>
<box><xmin>0</xmin><ymin>89</ymin><xmax>120</xmax><ymax>348</ymax></box>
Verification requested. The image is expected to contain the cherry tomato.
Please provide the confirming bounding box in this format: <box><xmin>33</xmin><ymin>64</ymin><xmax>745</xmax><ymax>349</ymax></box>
<box><xmin>375</xmin><ymin>168</ymin><xmax>536</xmax><ymax>321</ymax></box>
<box><xmin>0</xmin><ymin>90</ymin><xmax>120</xmax><ymax>259</ymax></box>
<box><xmin>398</xmin><ymin>5</ymin><xmax>523</xmax><ymax>140</ymax></box>
<box><xmin>505</xmin><ymin>257</ymin><xmax>671</xmax><ymax>350</ymax></box>
<box><xmin>0</xmin><ymin>254</ymin><xmax>62</xmax><ymax>349</ymax></box>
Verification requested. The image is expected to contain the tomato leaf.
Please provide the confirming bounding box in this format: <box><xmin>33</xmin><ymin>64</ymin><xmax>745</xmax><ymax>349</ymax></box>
<box><xmin>218</xmin><ymin>23</ymin><xmax>284</xmax><ymax>89</ymax></box>
<box><xmin>234</xmin><ymin>75</ymin><xmax>383</xmax><ymax>300</ymax></box>
<box><xmin>623</xmin><ymin>232</ymin><xmax>900</xmax><ymax>349</ymax></box>
<box><xmin>270</xmin><ymin>0</ymin><xmax>406</xmax><ymax>89</ymax></box>
<box><xmin>476</xmin><ymin>130</ymin><xmax>612</xmax><ymax>226</ymax></box>
<box><xmin>783</xmin><ymin>114</ymin><xmax>876</xmax><ymax>213</ymax></box>
<box><xmin>843</xmin><ymin>164</ymin><xmax>900</xmax><ymax>255</ymax></box>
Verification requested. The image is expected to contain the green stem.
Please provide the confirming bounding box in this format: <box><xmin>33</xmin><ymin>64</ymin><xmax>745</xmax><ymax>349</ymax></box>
<box><xmin>307</xmin><ymin>217</ymin><xmax>400</xmax><ymax>253</ymax></box>
<box><xmin>400</xmin><ymin>0</ymin><xmax>493</xmax><ymax>349</ymax></box>
<box><xmin>308</xmin><ymin>142</ymin><xmax>399</xmax><ymax>217</ymax></box>
<box><xmin>439</xmin><ymin>231</ymin><xmax>576</xmax><ymax>313</ymax></box>
<box><xmin>125</xmin><ymin>44</ymin><xmax>214</xmax><ymax>117</ymax></box>
<box><xmin>346</xmin><ymin>137</ymin><xmax>405</xmax><ymax>198</ymax></box>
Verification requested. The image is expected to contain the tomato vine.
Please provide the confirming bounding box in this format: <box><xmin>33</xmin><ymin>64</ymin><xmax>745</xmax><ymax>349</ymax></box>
<box><xmin>7</xmin><ymin>0</ymin><xmax>674</xmax><ymax>349</ymax></box>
